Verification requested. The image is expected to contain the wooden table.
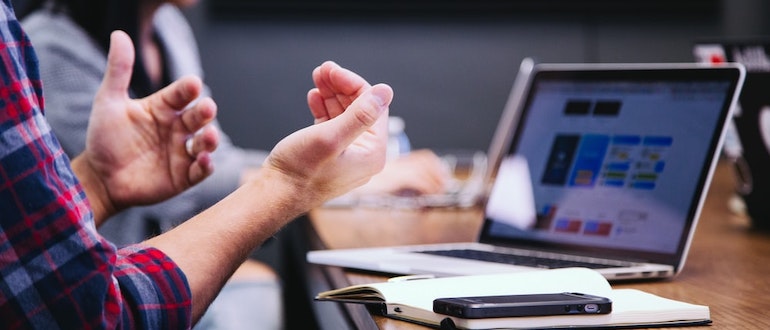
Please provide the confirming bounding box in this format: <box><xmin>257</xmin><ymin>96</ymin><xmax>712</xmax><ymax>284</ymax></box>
<box><xmin>306</xmin><ymin>160</ymin><xmax>770</xmax><ymax>329</ymax></box>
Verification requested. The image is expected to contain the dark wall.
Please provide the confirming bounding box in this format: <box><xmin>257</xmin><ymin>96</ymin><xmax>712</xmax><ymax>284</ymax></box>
<box><xmin>13</xmin><ymin>0</ymin><xmax>769</xmax><ymax>153</ymax></box>
<box><xmin>185</xmin><ymin>0</ymin><xmax>768</xmax><ymax>153</ymax></box>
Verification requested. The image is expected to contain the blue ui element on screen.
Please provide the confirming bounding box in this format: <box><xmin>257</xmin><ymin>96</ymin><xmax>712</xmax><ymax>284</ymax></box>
<box><xmin>568</xmin><ymin>134</ymin><xmax>610</xmax><ymax>187</ymax></box>
<box><xmin>643</xmin><ymin>136</ymin><xmax>674</xmax><ymax>147</ymax></box>
<box><xmin>541</xmin><ymin>135</ymin><xmax>581</xmax><ymax>185</ymax></box>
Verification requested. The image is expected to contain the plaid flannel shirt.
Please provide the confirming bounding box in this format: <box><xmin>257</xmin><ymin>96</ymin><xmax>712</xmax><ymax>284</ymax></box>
<box><xmin>0</xmin><ymin>1</ymin><xmax>191</xmax><ymax>328</ymax></box>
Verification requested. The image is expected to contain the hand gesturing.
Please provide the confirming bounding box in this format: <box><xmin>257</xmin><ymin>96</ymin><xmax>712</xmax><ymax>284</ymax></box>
<box><xmin>263</xmin><ymin>61</ymin><xmax>393</xmax><ymax>206</ymax></box>
<box><xmin>78</xmin><ymin>31</ymin><xmax>219</xmax><ymax>219</ymax></box>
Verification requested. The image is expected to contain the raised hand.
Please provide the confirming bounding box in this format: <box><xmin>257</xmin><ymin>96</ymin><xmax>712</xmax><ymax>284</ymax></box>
<box><xmin>307</xmin><ymin>62</ymin><xmax>450</xmax><ymax>198</ymax></box>
<box><xmin>263</xmin><ymin>61</ymin><xmax>393</xmax><ymax>207</ymax></box>
<box><xmin>73</xmin><ymin>31</ymin><xmax>219</xmax><ymax>223</ymax></box>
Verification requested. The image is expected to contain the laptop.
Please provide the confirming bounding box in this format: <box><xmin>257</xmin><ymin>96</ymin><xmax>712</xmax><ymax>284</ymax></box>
<box><xmin>308</xmin><ymin>60</ymin><xmax>745</xmax><ymax>281</ymax></box>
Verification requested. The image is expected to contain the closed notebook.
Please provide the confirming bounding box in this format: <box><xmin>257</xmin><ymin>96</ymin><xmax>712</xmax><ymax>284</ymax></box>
<box><xmin>315</xmin><ymin>268</ymin><xmax>710</xmax><ymax>329</ymax></box>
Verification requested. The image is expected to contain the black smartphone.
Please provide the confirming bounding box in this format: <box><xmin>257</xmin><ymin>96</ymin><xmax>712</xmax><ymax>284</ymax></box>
<box><xmin>433</xmin><ymin>292</ymin><xmax>612</xmax><ymax>319</ymax></box>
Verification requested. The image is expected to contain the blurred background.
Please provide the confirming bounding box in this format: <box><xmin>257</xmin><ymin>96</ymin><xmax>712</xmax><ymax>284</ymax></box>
<box><xmin>13</xmin><ymin>0</ymin><xmax>770</xmax><ymax>153</ymax></box>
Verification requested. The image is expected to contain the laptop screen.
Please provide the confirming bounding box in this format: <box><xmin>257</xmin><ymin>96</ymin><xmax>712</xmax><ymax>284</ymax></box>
<box><xmin>481</xmin><ymin>65</ymin><xmax>742</xmax><ymax>266</ymax></box>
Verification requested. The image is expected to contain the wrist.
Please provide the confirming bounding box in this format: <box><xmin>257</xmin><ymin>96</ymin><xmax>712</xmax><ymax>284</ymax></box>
<box><xmin>244</xmin><ymin>166</ymin><xmax>319</xmax><ymax>220</ymax></box>
<box><xmin>70</xmin><ymin>153</ymin><xmax>118</xmax><ymax>226</ymax></box>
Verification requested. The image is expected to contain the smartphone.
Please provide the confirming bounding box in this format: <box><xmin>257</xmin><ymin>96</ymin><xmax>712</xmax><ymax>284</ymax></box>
<box><xmin>432</xmin><ymin>292</ymin><xmax>612</xmax><ymax>319</ymax></box>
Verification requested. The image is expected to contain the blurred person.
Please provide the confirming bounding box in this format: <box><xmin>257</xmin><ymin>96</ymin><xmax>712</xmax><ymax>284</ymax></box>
<box><xmin>0</xmin><ymin>0</ymin><xmax>395</xmax><ymax>323</ymax></box>
<box><xmin>19</xmin><ymin>0</ymin><xmax>447</xmax><ymax>328</ymax></box>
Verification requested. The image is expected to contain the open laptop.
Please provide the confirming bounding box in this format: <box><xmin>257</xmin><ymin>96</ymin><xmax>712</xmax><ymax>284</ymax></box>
<box><xmin>308</xmin><ymin>60</ymin><xmax>745</xmax><ymax>281</ymax></box>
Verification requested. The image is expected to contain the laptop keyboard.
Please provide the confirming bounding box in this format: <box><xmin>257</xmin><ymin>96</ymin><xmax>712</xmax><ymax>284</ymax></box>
<box><xmin>418</xmin><ymin>249</ymin><xmax>629</xmax><ymax>269</ymax></box>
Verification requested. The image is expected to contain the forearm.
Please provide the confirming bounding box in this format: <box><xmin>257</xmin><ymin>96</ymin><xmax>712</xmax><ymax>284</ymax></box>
<box><xmin>143</xmin><ymin>167</ymin><xmax>312</xmax><ymax>322</ymax></box>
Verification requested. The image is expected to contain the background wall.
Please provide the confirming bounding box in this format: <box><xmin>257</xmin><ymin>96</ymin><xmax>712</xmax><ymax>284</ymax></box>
<box><xmin>14</xmin><ymin>0</ymin><xmax>769</xmax><ymax>153</ymax></box>
<box><xmin>183</xmin><ymin>0</ymin><xmax>768</xmax><ymax>153</ymax></box>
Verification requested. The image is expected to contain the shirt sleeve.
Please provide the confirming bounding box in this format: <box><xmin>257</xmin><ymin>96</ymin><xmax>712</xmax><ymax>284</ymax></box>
<box><xmin>0</xmin><ymin>2</ymin><xmax>192</xmax><ymax>328</ymax></box>
<box><xmin>113</xmin><ymin>245</ymin><xmax>193</xmax><ymax>328</ymax></box>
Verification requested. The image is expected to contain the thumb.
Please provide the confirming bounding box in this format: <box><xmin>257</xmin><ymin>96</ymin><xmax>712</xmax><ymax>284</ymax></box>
<box><xmin>329</xmin><ymin>83</ymin><xmax>393</xmax><ymax>147</ymax></box>
<box><xmin>99</xmin><ymin>31</ymin><xmax>134</xmax><ymax>99</ymax></box>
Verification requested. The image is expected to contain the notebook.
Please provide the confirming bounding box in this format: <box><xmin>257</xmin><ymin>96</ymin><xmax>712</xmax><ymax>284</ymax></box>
<box><xmin>308</xmin><ymin>60</ymin><xmax>745</xmax><ymax>281</ymax></box>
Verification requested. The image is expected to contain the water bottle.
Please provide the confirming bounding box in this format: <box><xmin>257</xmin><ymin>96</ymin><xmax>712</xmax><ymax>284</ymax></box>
<box><xmin>387</xmin><ymin>116</ymin><xmax>411</xmax><ymax>160</ymax></box>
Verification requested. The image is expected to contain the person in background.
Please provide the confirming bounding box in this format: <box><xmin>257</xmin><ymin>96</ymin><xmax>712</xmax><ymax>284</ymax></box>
<box><xmin>0</xmin><ymin>0</ymin><xmax>395</xmax><ymax>324</ymax></box>
<box><xmin>19</xmin><ymin>0</ymin><xmax>448</xmax><ymax>328</ymax></box>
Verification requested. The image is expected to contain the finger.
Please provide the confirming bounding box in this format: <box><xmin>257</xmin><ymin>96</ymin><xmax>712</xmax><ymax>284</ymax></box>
<box><xmin>307</xmin><ymin>88</ymin><xmax>330</xmax><ymax>123</ymax></box>
<box><xmin>144</xmin><ymin>75</ymin><xmax>204</xmax><ymax>120</ymax></box>
<box><xmin>99</xmin><ymin>30</ymin><xmax>134</xmax><ymax>99</ymax></box>
<box><xmin>181</xmin><ymin>96</ymin><xmax>218</xmax><ymax>134</ymax></box>
<box><xmin>312</xmin><ymin>61</ymin><xmax>370</xmax><ymax>118</ymax></box>
<box><xmin>311</xmin><ymin>62</ymin><xmax>346</xmax><ymax>119</ymax></box>
<box><xmin>327</xmin><ymin>83</ymin><xmax>393</xmax><ymax>148</ymax></box>
<box><xmin>313</xmin><ymin>61</ymin><xmax>369</xmax><ymax>95</ymax></box>
<box><xmin>185</xmin><ymin>126</ymin><xmax>218</xmax><ymax>185</ymax></box>
<box><xmin>189</xmin><ymin>151</ymin><xmax>215</xmax><ymax>185</ymax></box>
<box><xmin>311</xmin><ymin>61</ymin><xmax>339</xmax><ymax>98</ymax></box>
<box><xmin>186</xmin><ymin>124</ymin><xmax>219</xmax><ymax>156</ymax></box>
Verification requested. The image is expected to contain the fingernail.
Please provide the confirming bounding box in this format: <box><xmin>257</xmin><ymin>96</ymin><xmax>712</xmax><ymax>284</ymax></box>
<box><xmin>371</xmin><ymin>85</ymin><xmax>392</xmax><ymax>108</ymax></box>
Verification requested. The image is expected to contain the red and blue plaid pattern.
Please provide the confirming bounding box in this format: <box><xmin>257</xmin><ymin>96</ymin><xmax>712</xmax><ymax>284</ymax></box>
<box><xmin>0</xmin><ymin>1</ymin><xmax>191</xmax><ymax>328</ymax></box>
